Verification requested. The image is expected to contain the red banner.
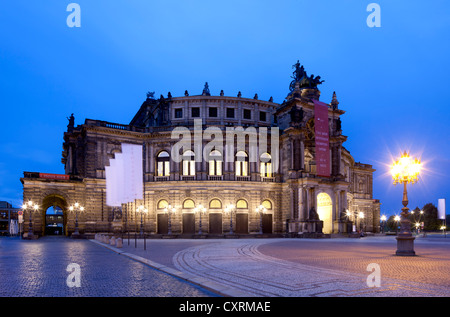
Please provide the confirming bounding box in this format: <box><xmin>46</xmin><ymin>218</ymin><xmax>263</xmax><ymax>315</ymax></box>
<box><xmin>39</xmin><ymin>173</ymin><xmax>70</xmax><ymax>180</ymax></box>
<box><xmin>313</xmin><ymin>100</ymin><xmax>330</xmax><ymax>177</ymax></box>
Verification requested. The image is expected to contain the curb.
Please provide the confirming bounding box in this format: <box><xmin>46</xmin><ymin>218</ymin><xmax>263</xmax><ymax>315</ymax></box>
<box><xmin>89</xmin><ymin>239</ymin><xmax>255</xmax><ymax>297</ymax></box>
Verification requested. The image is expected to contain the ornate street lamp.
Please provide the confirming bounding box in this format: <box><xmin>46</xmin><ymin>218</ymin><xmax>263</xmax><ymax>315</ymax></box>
<box><xmin>69</xmin><ymin>202</ymin><xmax>84</xmax><ymax>236</ymax></box>
<box><xmin>22</xmin><ymin>201</ymin><xmax>39</xmax><ymax>238</ymax></box>
<box><xmin>256</xmin><ymin>205</ymin><xmax>267</xmax><ymax>234</ymax></box>
<box><xmin>164</xmin><ymin>205</ymin><xmax>177</xmax><ymax>235</ymax></box>
<box><xmin>194</xmin><ymin>205</ymin><xmax>207</xmax><ymax>235</ymax></box>
<box><xmin>225</xmin><ymin>204</ymin><xmax>235</xmax><ymax>234</ymax></box>
<box><xmin>136</xmin><ymin>205</ymin><xmax>148</xmax><ymax>237</ymax></box>
<box><xmin>391</xmin><ymin>151</ymin><xmax>421</xmax><ymax>256</ymax></box>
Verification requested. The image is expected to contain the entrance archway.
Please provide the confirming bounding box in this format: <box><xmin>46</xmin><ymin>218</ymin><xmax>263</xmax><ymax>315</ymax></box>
<box><xmin>42</xmin><ymin>194</ymin><xmax>68</xmax><ymax>236</ymax></box>
<box><xmin>317</xmin><ymin>192</ymin><xmax>332</xmax><ymax>234</ymax></box>
<box><xmin>45</xmin><ymin>206</ymin><xmax>64</xmax><ymax>235</ymax></box>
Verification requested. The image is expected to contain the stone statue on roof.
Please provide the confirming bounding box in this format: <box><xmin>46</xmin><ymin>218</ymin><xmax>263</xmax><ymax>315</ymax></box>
<box><xmin>289</xmin><ymin>60</ymin><xmax>325</xmax><ymax>92</ymax></box>
<box><xmin>67</xmin><ymin>113</ymin><xmax>75</xmax><ymax>132</ymax></box>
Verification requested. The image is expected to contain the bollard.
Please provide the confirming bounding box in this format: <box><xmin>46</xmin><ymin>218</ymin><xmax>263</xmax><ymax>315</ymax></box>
<box><xmin>116</xmin><ymin>238</ymin><xmax>123</xmax><ymax>248</ymax></box>
<box><xmin>110</xmin><ymin>236</ymin><xmax>116</xmax><ymax>246</ymax></box>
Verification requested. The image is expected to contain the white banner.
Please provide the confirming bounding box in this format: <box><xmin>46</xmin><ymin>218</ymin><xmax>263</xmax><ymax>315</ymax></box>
<box><xmin>106</xmin><ymin>144</ymin><xmax>143</xmax><ymax>206</ymax></box>
<box><xmin>438</xmin><ymin>199</ymin><xmax>446</xmax><ymax>220</ymax></box>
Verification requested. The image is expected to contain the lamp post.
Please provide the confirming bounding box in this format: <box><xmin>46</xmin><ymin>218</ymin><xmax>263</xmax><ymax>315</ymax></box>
<box><xmin>391</xmin><ymin>151</ymin><xmax>421</xmax><ymax>256</ymax></box>
<box><xmin>225</xmin><ymin>204</ymin><xmax>235</xmax><ymax>234</ymax></box>
<box><xmin>22</xmin><ymin>201</ymin><xmax>39</xmax><ymax>238</ymax></box>
<box><xmin>380</xmin><ymin>215</ymin><xmax>387</xmax><ymax>233</ymax></box>
<box><xmin>358</xmin><ymin>211</ymin><xmax>365</xmax><ymax>234</ymax></box>
<box><xmin>136</xmin><ymin>205</ymin><xmax>148</xmax><ymax>237</ymax></box>
<box><xmin>394</xmin><ymin>215</ymin><xmax>400</xmax><ymax>234</ymax></box>
<box><xmin>164</xmin><ymin>205</ymin><xmax>176</xmax><ymax>235</ymax></box>
<box><xmin>256</xmin><ymin>205</ymin><xmax>267</xmax><ymax>234</ymax></box>
<box><xmin>194</xmin><ymin>205</ymin><xmax>207</xmax><ymax>235</ymax></box>
<box><xmin>69</xmin><ymin>202</ymin><xmax>84</xmax><ymax>236</ymax></box>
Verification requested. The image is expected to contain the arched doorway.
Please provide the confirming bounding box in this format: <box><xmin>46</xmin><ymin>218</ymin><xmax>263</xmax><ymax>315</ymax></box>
<box><xmin>317</xmin><ymin>192</ymin><xmax>332</xmax><ymax>234</ymax></box>
<box><xmin>45</xmin><ymin>206</ymin><xmax>64</xmax><ymax>235</ymax></box>
<box><xmin>42</xmin><ymin>194</ymin><xmax>68</xmax><ymax>236</ymax></box>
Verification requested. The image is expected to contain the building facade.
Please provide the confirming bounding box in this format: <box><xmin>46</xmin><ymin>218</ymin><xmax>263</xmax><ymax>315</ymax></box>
<box><xmin>0</xmin><ymin>201</ymin><xmax>19</xmax><ymax>236</ymax></box>
<box><xmin>21</xmin><ymin>62</ymin><xmax>380</xmax><ymax>237</ymax></box>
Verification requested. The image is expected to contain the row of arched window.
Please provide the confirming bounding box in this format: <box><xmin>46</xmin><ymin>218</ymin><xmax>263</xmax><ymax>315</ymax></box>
<box><xmin>156</xmin><ymin>198</ymin><xmax>273</xmax><ymax>211</ymax></box>
<box><xmin>156</xmin><ymin>150</ymin><xmax>273</xmax><ymax>178</ymax></box>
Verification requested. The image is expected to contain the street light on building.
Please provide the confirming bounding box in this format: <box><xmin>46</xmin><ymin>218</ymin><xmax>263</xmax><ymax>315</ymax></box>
<box><xmin>164</xmin><ymin>205</ymin><xmax>177</xmax><ymax>235</ymax></box>
<box><xmin>225</xmin><ymin>204</ymin><xmax>235</xmax><ymax>234</ymax></box>
<box><xmin>136</xmin><ymin>205</ymin><xmax>148</xmax><ymax>237</ymax></box>
<box><xmin>194</xmin><ymin>204</ymin><xmax>207</xmax><ymax>235</ymax></box>
<box><xmin>22</xmin><ymin>201</ymin><xmax>38</xmax><ymax>238</ymax></box>
<box><xmin>69</xmin><ymin>202</ymin><xmax>84</xmax><ymax>236</ymax></box>
<box><xmin>256</xmin><ymin>205</ymin><xmax>267</xmax><ymax>234</ymax></box>
<box><xmin>391</xmin><ymin>151</ymin><xmax>421</xmax><ymax>256</ymax></box>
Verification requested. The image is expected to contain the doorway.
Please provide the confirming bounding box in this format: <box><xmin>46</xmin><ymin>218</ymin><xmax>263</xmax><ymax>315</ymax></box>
<box><xmin>45</xmin><ymin>206</ymin><xmax>64</xmax><ymax>235</ymax></box>
<box><xmin>209</xmin><ymin>213</ymin><xmax>222</xmax><ymax>234</ymax></box>
<box><xmin>317</xmin><ymin>192</ymin><xmax>332</xmax><ymax>234</ymax></box>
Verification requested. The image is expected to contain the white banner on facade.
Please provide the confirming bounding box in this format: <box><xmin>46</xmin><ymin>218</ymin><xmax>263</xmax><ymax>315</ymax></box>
<box><xmin>438</xmin><ymin>199</ymin><xmax>446</xmax><ymax>220</ymax></box>
<box><xmin>106</xmin><ymin>144</ymin><xmax>143</xmax><ymax>206</ymax></box>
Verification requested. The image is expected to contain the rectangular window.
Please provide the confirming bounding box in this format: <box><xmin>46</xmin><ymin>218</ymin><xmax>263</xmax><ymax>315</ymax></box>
<box><xmin>191</xmin><ymin>107</ymin><xmax>200</xmax><ymax>118</ymax></box>
<box><xmin>259</xmin><ymin>111</ymin><xmax>267</xmax><ymax>122</ymax></box>
<box><xmin>174</xmin><ymin>108</ymin><xmax>183</xmax><ymax>118</ymax></box>
<box><xmin>226</xmin><ymin>108</ymin><xmax>235</xmax><ymax>118</ymax></box>
<box><xmin>209</xmin><ymin>107</ymin><xmax>218</xmax><ymax>117</ymax></box>
<box><xmin>243</xmin><ymin>109</ymin><xmax>251</xmax><ymax>120</ymax></box>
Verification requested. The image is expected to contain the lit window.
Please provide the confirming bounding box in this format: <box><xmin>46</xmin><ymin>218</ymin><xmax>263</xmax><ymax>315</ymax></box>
<box><xmin>182</xmin><ymin>150</ymin><xmax>196</xmax><ymax>176</ymax></box>
<box><xmin>208</xmin><ymin>150</ymin><xmax>223</xmax><ymax>176</ymax></box>
<box><xmin>209</xmin><ymin>199</ymin><xmax>222</xmax><ymax>209</ymax></box>
<box><xmin>235</xmin><ymin>151</ymin><xmax>248</xmax><ymax>177</ymax></box>
<box><xmin>236</xmin><ymin>199</ymin><xmax>248</xmax><ymax>209</ymax></box>
<box><xmin>156</xmin><ymin>151</ymin><xmax>170</xmax><ymax>177</ymax></box>
<box><xmin>260</xmin><ymin>152</ymin><xmax>272</xmax><ymax>177</ymax></box>
<box><xmin>261</xmin><ymin>200</ymin><xmax>272</xmax><ymax>210</ymax></box>
<box><xmin>157</xmin><ymin>200</ymin><xmax>169</xmax><ymax>209</ymax></box>
<box><xmin>183</xmin><ymin>199</ymin><xmax>195</xmax><ymax>209</ymax></box>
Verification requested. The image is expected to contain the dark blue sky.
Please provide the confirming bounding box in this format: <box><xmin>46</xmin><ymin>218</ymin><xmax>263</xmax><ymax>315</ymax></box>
<box><xmin>1</xmin><ymin>1</ymin><xmax>449</xmax><ymax>217</ymax></box>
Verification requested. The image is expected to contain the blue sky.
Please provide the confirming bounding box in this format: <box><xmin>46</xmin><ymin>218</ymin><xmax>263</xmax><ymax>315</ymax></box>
<box><xmin>1</xmin><ymin>1</ymin><xmax>449</xmax><ymax>217</ymax></box>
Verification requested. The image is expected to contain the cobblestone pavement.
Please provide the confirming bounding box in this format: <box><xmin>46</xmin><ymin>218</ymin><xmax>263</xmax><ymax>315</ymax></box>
<box><xmin>112</xmin><ymin>235</ymin><xmax>450</xmax><ymax>297</ymax></box>
<box><xmin>0</xmin><ymin>237</ymin><xmax>218</xmax><ymax>297</ymax></box>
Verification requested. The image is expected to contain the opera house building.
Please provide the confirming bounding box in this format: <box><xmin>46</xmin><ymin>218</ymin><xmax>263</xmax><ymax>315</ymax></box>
<box><xmin>21</xmin><ymin>62</ymin><xmax>380</xmax><ymax>238</ymax></box>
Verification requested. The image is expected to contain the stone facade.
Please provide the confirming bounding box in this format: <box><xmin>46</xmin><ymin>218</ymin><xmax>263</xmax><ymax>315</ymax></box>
<box><xmin>21</xmin><ymin>64</ymin><xmax>380</xmax><ymax>237</ymax></box>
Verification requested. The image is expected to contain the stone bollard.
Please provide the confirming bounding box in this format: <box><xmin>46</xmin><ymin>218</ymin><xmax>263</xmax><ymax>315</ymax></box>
<box><xmin>110</xmin><ymin>236</ymin><xmax>116</xmax><ymax>246</ymax></box>
<box><xmin>116</xmin><ymin>238</ymin><xmax>123</xmax><ymax>248</ymax></box>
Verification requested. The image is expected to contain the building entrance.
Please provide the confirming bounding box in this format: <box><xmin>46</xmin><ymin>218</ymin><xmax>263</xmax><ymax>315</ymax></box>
<box><xmin>45</xmin><ymin>206</ymin><xmax>64</xmax><ymax>235</ymax></box>
<box><xmin>317</xmin><ymin>193</ymin><xmax>332</xmax><ymax>234</ymax></box>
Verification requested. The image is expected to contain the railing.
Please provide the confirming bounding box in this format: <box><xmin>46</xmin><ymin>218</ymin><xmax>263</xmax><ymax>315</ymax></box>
<box><xmin>207</xmin><ymin>175</ymin><xmax>223</xmax><ymax>181</ymax></box>
<box><xmin>261</xmin><ymin>177</ymin><xmax>275</xmax><ymax>182</ymax></box>
<box><xmin>236</xmin><ymin>176</ymin><xmax>250</xmax><ymax>181</ymax></box>
<box><xmin>181</xmin><ymin>175</ymin><xmax>195</xmax><ymax>181</ymax></box>
<box><xmin>155</xmin><ymin>176</ymin><xmax>169</xmax><ymax>181</ymax></box>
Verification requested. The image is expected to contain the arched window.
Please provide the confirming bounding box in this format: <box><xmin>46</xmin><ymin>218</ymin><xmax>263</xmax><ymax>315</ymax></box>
<box><xmin>236</xmin><ymin>199</ymin><xmax>248</xmax><ymax>209</ymax></box>
<box><xmin>157</xmin><ymin>199</ymin><xmax>169</xmax><ymax>209</ymax></box>
<box><xmin>208</xmin><ymin>150</ymin><xmax>223</xmax><ymax>176</ymax></box>
<box><xmin>260</xmin><ymin>152</ymin><xmax>272</xmax><ymax>177</ymax></box>
<box><xmin>235</xmin><ymin>151</ymin><xmax>248</xmax><ymax>177</ymax></box>
<box><xmin>183</xmin><ymin>199</ymin><xmax>195</xmax><ymax>209</ymax></box>
<box><xmin>156</xmin><ymin>151</ymin><xmax>170</xmax><ymax>177</ymax></box>
<box><xmin>182</xmin><ymin>150</ymin><xmax>196</xmax><ymax>176</ymax></box>
<box><xmin>261</xmin><ymin>199</ymin><xmax>272</xmax><ymax>210</ymax></box>
<box><xmin>209</xmin><ymin>199</ymin><xmax>222</xmax><ymax>209</ymax></box>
